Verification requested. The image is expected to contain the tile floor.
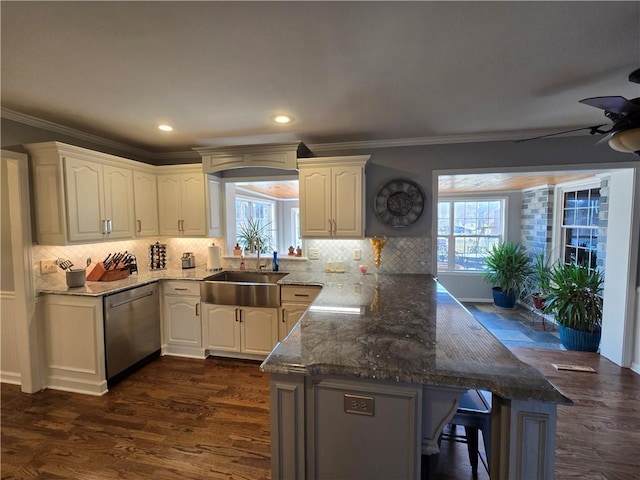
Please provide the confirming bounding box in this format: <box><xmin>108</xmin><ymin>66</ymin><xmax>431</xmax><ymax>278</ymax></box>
<box><xmin>463</xmin><ymin>302</ymin><xmax>563</xmax><ymax>350</ymax></box>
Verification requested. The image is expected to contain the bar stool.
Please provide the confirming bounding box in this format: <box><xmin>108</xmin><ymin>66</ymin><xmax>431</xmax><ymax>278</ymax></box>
<box><xmin>441</xmin><ymin>389</ymin><xmax>492</xmax><ymax>478</ymax></box>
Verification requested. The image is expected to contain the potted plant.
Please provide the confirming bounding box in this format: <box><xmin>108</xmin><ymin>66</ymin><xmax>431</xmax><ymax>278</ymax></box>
<box><xmin>483</xmin><ymin>241</ymin><xmax>531</xmax><ymax>309</ymax></box>
<box><xmin>237</xmin><ymin>216</ymin><xmax>272</xmax><ymax>254</ymax></box>
<box><xmin>527</xmin><ymin>250</ymin><xmax>553</xmax><ymax>310</ymax></box>
<box><xmin>543</xmin><ymin>262</ymin><xmax>604</xmax><ymax>352</ymax></box>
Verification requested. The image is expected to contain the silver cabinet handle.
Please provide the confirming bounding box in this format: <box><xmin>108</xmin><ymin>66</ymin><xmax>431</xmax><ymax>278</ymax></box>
<box><xmin>137</xmin><ymin>220</ymin><xmax>142</xmax><ymax>233</ymax></box>
<box><xmin>332</xmin><ymin>219</ymin><xmax>337</xmax><ymax>236</ymax></box>
<box><xmin>107</xmin><ymin>219</ymin><xmax>113</xmax><ymax>234</ymax></box>
<box><xmin>195</xmin><ymin>302</ymin><xmax>200</xmax><ymax>316</ymax></box>
<box><xmin>328</xmin><ymin>218</ymin><xmax>332</xmax><ymax>235</ymax></box>
<box><xmin>102</xmin><ymin>220</ymin><xmax>108</xmax><ymax>235</ymax></box>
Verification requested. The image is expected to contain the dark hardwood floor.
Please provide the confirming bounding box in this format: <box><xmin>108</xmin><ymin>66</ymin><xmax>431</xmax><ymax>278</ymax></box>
<box><xmin>2</xmin><ymin>350</ymin><xmax>639</xmax><ymax>479</ymax></box>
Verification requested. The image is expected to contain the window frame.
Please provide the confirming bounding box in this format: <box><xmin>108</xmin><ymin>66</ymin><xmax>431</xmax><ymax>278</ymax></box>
<box><xmin>221</xmin><ymin>175</ymin><xmax>303</xmax><ymax>257</ymax></box>
<box><xmin>437</xmin><ymin>195</ymin><xmax>507</xmax><ymax>273</ymax></box>
<box><xmin>552</xmin><ymin>179</ymin><xmax>602</xmax><ymax>273</ymax></box>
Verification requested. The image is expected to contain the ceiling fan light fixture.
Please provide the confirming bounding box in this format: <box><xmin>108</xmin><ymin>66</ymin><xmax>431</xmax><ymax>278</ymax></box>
<box><xmin>158</xmin><ymin>124</ymin><xmax>173</xmax><ymax>132</ymax></box>
<box><xmin>608</xmin><ymin>128</ymin><xmax>640</xmax><ymax>154</ymax></box>
<box><xmin>273</xmin><ymin>115</ymin><xmax>292</xmax><ymax>124</ymax></box>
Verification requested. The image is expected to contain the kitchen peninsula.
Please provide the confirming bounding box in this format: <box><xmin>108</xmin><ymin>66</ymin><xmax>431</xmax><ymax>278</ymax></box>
<box><xmin>262</xmin><ymin>272</ymin><xmax>571</xmax><ymax>479</ymax></box>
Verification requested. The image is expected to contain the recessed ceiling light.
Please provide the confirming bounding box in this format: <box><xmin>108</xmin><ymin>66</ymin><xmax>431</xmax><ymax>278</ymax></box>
<box><xmin>158</xmin><ymin>124</ymin><xmax>173</xmax><ymax>132</ymax></box>
<box><xmin>273</xmin><ymin>115</ymin><xmax>292</xmax><ymax>124</ymax></box>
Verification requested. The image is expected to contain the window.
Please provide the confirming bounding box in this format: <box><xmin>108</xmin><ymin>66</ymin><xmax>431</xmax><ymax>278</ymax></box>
<box><xmin>227</xmin><ymin>179</ymin><xmax>302</xmax><ymax>256</ymax></box>
<box><xmin>560</xmin><ymin>187</ymin><xmax>600</xmax><ymax>271</ymax></box>
<box><xmin>437</xmin><ymin>198</ymin><xmax>505</xmax><ymax>271</ymax></box>
<box><xmin>235</xmin><ymin>196</ymin><xmax>276</xmax><ymax>252</ymax></box>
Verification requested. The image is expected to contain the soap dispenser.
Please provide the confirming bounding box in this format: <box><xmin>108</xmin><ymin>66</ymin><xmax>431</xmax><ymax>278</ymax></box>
<box><xmin>272</xmin><ymin>251</ymin><xmax>279</xmax><ymax>271</ymax></box>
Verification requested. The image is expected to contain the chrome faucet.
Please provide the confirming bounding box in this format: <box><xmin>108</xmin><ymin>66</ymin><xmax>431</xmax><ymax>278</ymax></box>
<box><xmin>252</xmin><ymin>237</ymin><xmax>261</xmax><ymax>270</ymax></box>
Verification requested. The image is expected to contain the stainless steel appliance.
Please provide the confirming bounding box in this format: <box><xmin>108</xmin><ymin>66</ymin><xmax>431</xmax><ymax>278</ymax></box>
<box><xmin>104</xmin><ymin>283</ymin><xmax>160</xmax><ymax>387</ymax></box>
<box><xmin>181</xmin><ymin>252</ymin><xmax>196</xmax><ymax>269</ymax></box>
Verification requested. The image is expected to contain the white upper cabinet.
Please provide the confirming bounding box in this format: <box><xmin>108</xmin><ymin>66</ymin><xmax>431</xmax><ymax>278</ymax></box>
<box><xmin>298</xmin><ymin>156</ymin><xmax>370</xmax><ymax>238</ymax></box>
<box><xmin>102</xmin><ymin>165</ymin><xmax>135</xmax><ymax>240</ymax></box>
<box><xmin>132</xmin><ymin>170</ymin><xmax>159</xmax><ymax>237</ymax></box>
<box><xmin>26</xmin><ymin>142</ymin><xmax>137</xmax><ymax>244</ymax></box>
<box><xmin>157</xmin><ymin>166</ymin><xmax>207</xmax><ymax>237</ymax></box>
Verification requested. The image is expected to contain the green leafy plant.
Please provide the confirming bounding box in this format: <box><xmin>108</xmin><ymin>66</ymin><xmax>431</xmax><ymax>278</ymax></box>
<box><xmin>237</xmin><ymin>216</ymin><xmax>272</xmax><ymax>254</ymax></box>
<box><xmin>483</xmin><ymin>241</ymin><xmax>532</xmax><ymax>297</ymax></box>
<box><xmin>542</xmin><ymin>262</ymin><xmax>603</xmax><ymax>332</ymax></box>
<box><xmin>528</xmin><ymin>249</ymin><xmax>553</xmax><ymax>295</ymax></box>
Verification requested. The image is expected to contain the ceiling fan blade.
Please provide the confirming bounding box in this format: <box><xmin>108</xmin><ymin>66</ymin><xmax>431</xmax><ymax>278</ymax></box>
<box><xmin>514</xmin><ymin>125</ymin><xmax>608</xmax><ymax>143</ymax></box>
<box><xmin>579</xmin><ymin>96</ymin><xmax>639</xmax><ymax>115</ymax></box>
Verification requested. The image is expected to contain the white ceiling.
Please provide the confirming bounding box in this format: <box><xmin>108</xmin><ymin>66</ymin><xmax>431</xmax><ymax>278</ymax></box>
<box><xmin>2</xmin><ymin>1</ymin><xmax>639</xmax><ymax>155</ymax></box>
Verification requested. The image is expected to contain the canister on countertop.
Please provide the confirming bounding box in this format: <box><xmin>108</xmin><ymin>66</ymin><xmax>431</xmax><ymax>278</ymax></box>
<box><xmin>66</xmin><ymin>268</ymin><xmax>86</xmax><ymax>288</ymax></box>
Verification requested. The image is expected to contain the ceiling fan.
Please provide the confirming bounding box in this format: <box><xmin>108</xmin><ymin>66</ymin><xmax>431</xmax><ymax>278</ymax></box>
<box><xmin>518</xmin><ymin>67</ymin><xmax>640</xmax><ymax>154</ymax></box>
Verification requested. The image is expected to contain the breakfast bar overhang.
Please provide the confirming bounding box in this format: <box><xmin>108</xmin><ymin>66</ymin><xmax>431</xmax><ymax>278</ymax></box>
<box><xmin>261</xmin><ymin>273</ymin><xmax>571</xmax><ymax>479</ymax></box>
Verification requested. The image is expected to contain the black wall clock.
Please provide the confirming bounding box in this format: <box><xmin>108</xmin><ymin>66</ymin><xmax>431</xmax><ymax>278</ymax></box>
<box><xmin>374</xmin><ymin>179</ymin><xmax>425</xmax><ymax>227</ymax></box>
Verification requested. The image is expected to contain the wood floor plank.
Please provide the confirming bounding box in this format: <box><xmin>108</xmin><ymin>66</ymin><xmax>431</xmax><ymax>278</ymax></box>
<box><xmin>2</xmin><ymin>352</ymin><xmax>639</xmax><ymax>479</ymax></box>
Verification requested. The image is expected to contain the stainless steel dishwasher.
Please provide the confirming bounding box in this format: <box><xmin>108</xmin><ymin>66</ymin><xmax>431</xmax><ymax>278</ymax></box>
<box><xmin>104</xmin><ymin>283</ymin><xmax>160</xmax><ymax>387</ymax></box>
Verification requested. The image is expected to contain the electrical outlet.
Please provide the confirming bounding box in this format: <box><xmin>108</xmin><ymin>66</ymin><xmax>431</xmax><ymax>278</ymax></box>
<box><xmin>40</xmin><ymin>259</ymin><xmax>58</xmax><ymax>274</ymax></box>
<box><xmin>353</xmin><ymin>249</ymin><xmax>361</xmax><ymax>261</ymax></box>
<box><xmin>344</xmin><ymin>394</ymin><xmax>374</xmax><ymax>416</ymax></box>
<box><xmin>308</xmin><ymin>248</ymin><xmax>319</xmax><ymax>260</ymax></box>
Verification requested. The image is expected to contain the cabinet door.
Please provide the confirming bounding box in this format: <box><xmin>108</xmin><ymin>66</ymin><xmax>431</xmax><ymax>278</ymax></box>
<box><xmin>240</xmin><ymin>307</ymin><xmax>278</xmax><ymax>355</ymax></box>
<box><xmin>157</xmin><ymin>175</ymin><xmax>182</xmax><ymax>235</ymax></box>
<box><xmin>181</xmin><ymin>173</ymin><xmax>206</xmax><ymax>236</ymax></box>
<box><xmin>280</xmin><ymin>303</ymin><xmax>308</xmax><ymax>341</ymax></box>
<box><xmin>332</xmin><ymin>165</ymin><xmax>363</xmax><ymax>237</ymax></box>
<box><xmin>203</xmin><ymin>304</ymin><xmax>240</xmax><ymax>352</ymax></box>
<box><xmin>64</xmin><ymin>157</ymin><xmax>105</xmax><ymax>242</ymax></box>
<box><xmin>103</xmin><ymin>165</ymin><xmax>135</xmax><ymax>240</ymax></box>
<box><xmin>163</xmin><ymin>296</ymin><xmax>202</xmax><ymax>347</ymax></box>
<box><xmin>300</xmin><ymin>167</ymin><xmax>332</xmax><ymax>238</ymax></box>
<box><xmin>133</xmin><ymin>171</ymin><xmax>159</xmax><ymax>236</ymax></box>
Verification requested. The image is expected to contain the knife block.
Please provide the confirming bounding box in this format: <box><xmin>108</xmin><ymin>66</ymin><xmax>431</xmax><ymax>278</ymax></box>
<box><xmin>87</xmin><ymin>262</ymin><xmax>130</xmax><ymax>282</ymax></box>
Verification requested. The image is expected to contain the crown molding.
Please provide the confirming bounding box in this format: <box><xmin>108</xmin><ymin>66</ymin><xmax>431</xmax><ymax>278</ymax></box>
<box><xmin>1</xmin><ymin>108</ymin><xmax>159</xmax><ymax>159</ymax></box>
<box><xmin>307</xmin><ymin>128</ymin><xmax>592</xmax><ymax>153</ymax></box>
<box><xmin>2</xmin><ymin>108</ymin><xmax>592</xmax><ymax>161</ymax></box>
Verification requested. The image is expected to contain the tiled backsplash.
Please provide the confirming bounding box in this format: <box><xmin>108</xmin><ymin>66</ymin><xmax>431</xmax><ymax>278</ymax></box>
<box><xmin>32</xmin><ymin>236</ymin><xmax>432</xmax><ymax>289</ymax></box>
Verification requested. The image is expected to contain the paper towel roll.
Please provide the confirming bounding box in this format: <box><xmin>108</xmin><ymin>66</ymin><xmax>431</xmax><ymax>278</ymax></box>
<box><xmin>207</xmin><ymin>245</ymin><xmax>221</xmax><ymax>271</ymax></box>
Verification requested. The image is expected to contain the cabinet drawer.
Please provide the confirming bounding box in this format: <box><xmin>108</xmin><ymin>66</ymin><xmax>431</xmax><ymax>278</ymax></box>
<box><xmin>281</xmin><ymin>285</ymin><xmax>321</xmax><ymax>304</ymax></box>
<box><xmin>163</xmin><ymin>281</ymin><xmax>201</xmax><ymax>297</ymax></box>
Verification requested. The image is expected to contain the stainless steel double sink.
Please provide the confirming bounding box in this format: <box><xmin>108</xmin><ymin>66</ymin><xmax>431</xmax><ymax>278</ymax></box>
<box><xmin>200</xmin><ymin>271</ymin><xmax>289</xmax><ymax>308</ymax></box>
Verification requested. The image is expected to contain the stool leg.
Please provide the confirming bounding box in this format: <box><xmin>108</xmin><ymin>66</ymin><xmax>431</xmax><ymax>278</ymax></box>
<box><xmin>464</xmin><ymin>426</ymin><xmax>479</xmax><ymax>479</ymax></box>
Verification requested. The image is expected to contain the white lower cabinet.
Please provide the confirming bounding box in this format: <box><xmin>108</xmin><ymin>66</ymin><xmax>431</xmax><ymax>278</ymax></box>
<box><xmin>162</xmin><ymin>281</ymin><xmax>204</xmax><ymax>358</ymax></box>
<box><xmin>38</xmin><ymin>294</ymin><xmax>107</xmax><ymax>396</ymax></box>
<box><xmin>280</xmin><ymin>285</ymin><xmax>322</xmax><ymax>340</ymax></box>
<box><xmin>202</xmin><ymin>304</ymin><xmax>278</xmax><ymax>359</ymax></box>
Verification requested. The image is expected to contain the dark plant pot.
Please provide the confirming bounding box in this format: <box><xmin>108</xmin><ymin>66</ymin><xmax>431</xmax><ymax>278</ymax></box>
<box><xmin>558</xmin><ymin>325</ymin><xmax>601</xmax><ymax>352</ymax></box>
<box><xmin>492</xmin><ymin>287</ymin><xmax>516</xmax><ymax>309</ymax></box>
<box><xmin>532</xmin><ymin>293</ymin><xmax>545</xmax><ymax>310</ymax></box>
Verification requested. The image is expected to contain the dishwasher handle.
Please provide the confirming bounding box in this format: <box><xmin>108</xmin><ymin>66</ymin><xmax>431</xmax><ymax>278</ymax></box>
<box><xmin>109</xmin><ymin>290</ymin><xmax>154</xmax><ymax>309</ymax></box>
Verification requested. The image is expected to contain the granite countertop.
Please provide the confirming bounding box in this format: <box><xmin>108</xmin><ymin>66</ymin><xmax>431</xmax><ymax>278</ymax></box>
<box><xmin>263</xmin><ymin>272</ymin><xmax>571</xmax><ymax>405</ymax></box>
<box><xmin>38</xmin><ymin>266</ymin><xmax>214</xmax><ymax>296</ymax></box>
